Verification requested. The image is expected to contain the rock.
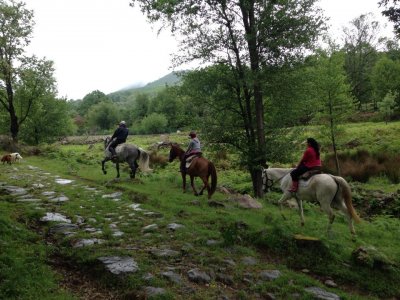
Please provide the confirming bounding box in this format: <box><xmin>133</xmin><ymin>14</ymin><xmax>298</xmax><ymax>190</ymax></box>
<box><xmin>142</xmin><ymin>224</ymin><xmax>158</xmax><ymax>232</ymax></box>
<box><xmin>72</xmin><ymin>238</ymin><xmax>104</xmax><ymax>248</ymax></box>
<box><xmin>216</xmin><ymin>273</ymin><xmax>234</xmax><ymax>286</ymax></box>
<box><xmin>167</xmin><ymin>223</ymin><xmax>185</xmax><ymax>231</ymax></box>
<box><xmin>55</xmin><ymin>178</ymin><xmax>74</xmax><ymax>185</ymax></box>
<box><xmin>40</xmin><ymin>212</ymin><xmax>71</xmax><ymax>223</ymax></box>
<box><xmin>150</xmin><ymin>248</ymin><xmax>180</xmax><ymax>258</ymax></box>
<box><xmin>160</xmin><ymin>271</ymin><xmax>182</xmax><ymax>284</ymax></box>
<box><xmin>208</xmin><ymin>200</ymin><xmax>225</xmax><ymax>207</ymax></box>
<box><xmin>187</xmin><ymin>268</ymin><xmax>211</xmax><ymax>284</ymax></box>
<box><xmin>352</xmin><ymin>245</ymin><xmax>394</xmax><ymax>269</ymax></box>
<box><xmin>49</xmin><ymin>223</ymin><xmax>79</xmax><ymax>234</ymax></box>
<box><xmin>229</xmin><ymin>194</ymin><xmax>262</xmax><ymax>209</ymax></box>
<box><xmin>102</xmin><ymin>192</ymin><xmax>123</xmax><ymax>199</ymax></box>
<box><xmin>304</xmin><ymin>287</ymin><xmax>340</xmax><ymax>300</ymax></box>
<box><xmin>259</xmin><ymin>270</ymin><xmax>281</xmax><ymax>281</ymax></box>
<box><xmin>98</xmin><ymin>256</ymin><xmax>139</xmax><ymax>275</ymax></box>
<box><xmin>143</xmin><ymin>287</ymin><xmax>167</xmax><ymax>297</ymax></box>
<box><xmin>324</xmin><ymin>279</ymin><xmax>338</xmax><ymax>288</ymax></box>
<box><xmin>242</xmin><ymin>256</ymin><xmax>257</xmax><ymax>266</ymax></box>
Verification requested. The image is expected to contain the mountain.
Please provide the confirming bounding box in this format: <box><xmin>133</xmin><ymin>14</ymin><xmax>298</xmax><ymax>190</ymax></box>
<box><xmin>108</xmin><ymin>71</ymin><xmax>186</xmax><ymax>102</ymax></box>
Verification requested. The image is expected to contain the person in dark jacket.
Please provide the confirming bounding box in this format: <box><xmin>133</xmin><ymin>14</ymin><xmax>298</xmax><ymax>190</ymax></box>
<box><xmin>288</xmin><ymin>137</ymin><xmax>321</xmax><ymax>193</ymax></box>
<box><xmin>108</xmin><ymin>121</ymin><xmax>129</xmax><ymax>159</ymax></box>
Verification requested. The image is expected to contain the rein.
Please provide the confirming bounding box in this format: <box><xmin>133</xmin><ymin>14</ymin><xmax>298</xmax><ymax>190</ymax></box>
<box><xmin>263</xmin><ymin>169</ymin><xmax>292</xmax><ymax>189</ymax></box>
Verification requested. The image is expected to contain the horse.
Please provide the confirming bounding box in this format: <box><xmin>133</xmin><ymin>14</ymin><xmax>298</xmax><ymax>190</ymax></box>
<box><xmin>10</xmin><ymin>152</ymin><xmax>23</xmax><ymax>163</ymax></box>
<box><xmin>102</xmin><ymin>136</ymin><xmax>152</xmax><ymax>179</ymax></box>
<box><xmin>159</xmin><ymin>142</ymin><xmax>217</xmax><ymax>199</ymax></box>
<box><xmin>262</xmin><ymin>167</ymin><xmax>361</xmax><ymax>236</ymax></box>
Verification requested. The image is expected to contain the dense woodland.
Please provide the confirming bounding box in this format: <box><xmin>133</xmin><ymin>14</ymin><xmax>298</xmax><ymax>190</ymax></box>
<box><xmin>1</xmin><ymin>0</ymin><xmax>400</xmax><ymax>195</ymax></box>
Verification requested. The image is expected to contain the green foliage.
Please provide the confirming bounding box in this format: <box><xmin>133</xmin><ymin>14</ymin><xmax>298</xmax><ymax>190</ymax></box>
<box><xmin>138</xmin><ymin>112</ymin><xmax>168</xmax><ymax>134</ymax></box>
<box><xmin>78</xmin><ymin>90</ymin><xmax>110</xmax><ymax>116</ymax></box>
<box><xmin>86</xmin><ymin>101</ymin><xmax>119</xmax><ymax>131</ymax></box>
<box><xmin>378</xmin><ymin>91</ymin><xmax>397</xmax><ymax>123</ymax></box>
<box><xmin>19</xmin><ymin>96</ymin><xmax>75</xmax><ymax>145</ymax></box>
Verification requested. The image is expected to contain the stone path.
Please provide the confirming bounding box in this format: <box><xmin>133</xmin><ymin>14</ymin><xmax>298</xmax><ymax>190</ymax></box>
<box><xmin>0</xmin><ymin>163</ymin><xmax>342</xmax><ymax>299</ymax></box>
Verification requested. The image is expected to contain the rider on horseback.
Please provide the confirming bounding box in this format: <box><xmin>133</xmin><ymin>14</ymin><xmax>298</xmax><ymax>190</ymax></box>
<box><xmin>180</xmin><ymin>131</ymin><xmax>201</xmax><ymax>173</ymax></box>
<box><xmin>288</xmin><ymin>137</ymin><xmax>321</xmax><ymax>193</ymax></box>
<box><xmin>109</xmin><ymin>121</ymin><xmax>129</xmax><ymax>159</ymax></box>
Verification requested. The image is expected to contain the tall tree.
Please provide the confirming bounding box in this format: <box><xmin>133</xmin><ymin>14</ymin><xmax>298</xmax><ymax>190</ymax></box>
<box><xmin>312</xmin><ymin>46</ymin><xmax>354</xmax><ymax>175</ymax></box>
<box><xmin>342</xmin><ymin>14</ymin><xmax>381</xmax><ymax>110</ymax></box>
<box><xmin>379</xmin><ymin>0</ymin><xmax>400</xmax><ymax>37</ymax></box>
<box><xmin>78</xmin><ymin>90</ymin><xmax>110</xmax><ymax>116</ymax></box>
<box><xmin>0</xmin><ymin>0</ymin><xmax>56</xmax><ymax>142</ymax></box>
<box><xmin>131</xmin><ymin>0</ymin><xmax>325</xmax><ymax>197</ymax></box>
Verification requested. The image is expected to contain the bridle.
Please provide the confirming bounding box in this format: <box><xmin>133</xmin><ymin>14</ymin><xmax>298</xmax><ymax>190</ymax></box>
<box><xmin>262</xmin><ymin>167</ymin><xmax>291</xmax><ymax>192</ymax></box>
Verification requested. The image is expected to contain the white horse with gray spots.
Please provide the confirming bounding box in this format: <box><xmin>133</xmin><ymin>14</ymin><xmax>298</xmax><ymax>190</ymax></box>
<box><xmin>262</xmin><ymin>167</ymin><xmax>360</xmax><ymax>236</ymax></box>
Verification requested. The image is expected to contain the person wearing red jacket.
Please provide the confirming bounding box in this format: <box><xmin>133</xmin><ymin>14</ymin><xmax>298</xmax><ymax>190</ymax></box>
<box><xmin>288</xmin><ymin>137</ymin><xmax>321</xmax><ymax>193</ymax></box>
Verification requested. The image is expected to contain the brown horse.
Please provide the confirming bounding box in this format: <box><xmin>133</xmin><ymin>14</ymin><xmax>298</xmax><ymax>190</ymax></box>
<box><xmin>159</xmin><ymin>142</ymin><xmax>217</xmax><ymax>199</ymax></box>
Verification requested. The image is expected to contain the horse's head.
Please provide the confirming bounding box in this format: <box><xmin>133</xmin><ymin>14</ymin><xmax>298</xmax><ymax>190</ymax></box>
<box><xmin>157</xmin><ymin>141</ymin><xmax>181</xmax><ymax>162</ymax></box>
<box><xmin>261</xmin><ymin>166</ymin><xmax>273</xmax><ymax>193</ymax></box>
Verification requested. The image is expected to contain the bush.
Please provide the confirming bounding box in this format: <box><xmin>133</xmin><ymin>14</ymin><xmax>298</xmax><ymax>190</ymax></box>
<box><xmin>139</xmin><ymin>113</ymin><xmax>168</xmax><ymax>134</ymax></box>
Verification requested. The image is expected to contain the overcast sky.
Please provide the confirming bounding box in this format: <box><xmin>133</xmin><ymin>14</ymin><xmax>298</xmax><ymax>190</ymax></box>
<box><xmin>24</xmin><ymin>0</ymin><xmax>395</xmax><ymax>100</ymax></box>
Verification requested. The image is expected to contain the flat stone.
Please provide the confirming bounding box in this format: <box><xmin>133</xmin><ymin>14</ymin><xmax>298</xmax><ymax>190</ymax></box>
<box><xmin>242</xmin><ymin>256</ymin><xmax>257</xmax><ymax>266</ymax></box>
<box><xmin>40</xmin><ymin>212</ymin><xmax>71</xmax><ymax>223</ymax></box>
<box><xmin>72</xmin><ymin>238</ymin><xmax>105</xmax><ymax>248</ymax></box>
<box><xmin>304</xmin><ymin>287</ymin><xmax>340</xmax><ymax>300</ymax></box>
<box><xmin>142</xmin><ymin>224</ymin><xmax>158</xmax><ymax>232</ymax></box>
<box><xmin>144</xmin><ymin>287</ymin><xmax>166</xmax><ymax>297</ymax></box>
<box><xmin>98</xmin><ymin>256</ymin><xmax>139</xmax><ymax>275</ymax></box>
<box><xmin>55</xmin><ymin>178</ymin><xmax>74</xmax><ymax>185</ymax></box>
<box><xmin>259</xmin><ymin>270</ymin><xmax>281</xmax><ymax>281</ymax></box>
<box><xmin>32</xmin><ymin>183</ymin><xmax>45</xmax><ymax>188</ymax></box>
<box><xmin>160</xmin><ymin>271</ymin><xmax>182</xmax><ymax>284</ymax></box>
<box><xmin>150</xmin><ymin>249</ymin><xmax>180</xmax><ymax>258</ymax></box>
<box><xmin>102</xmin><ymin>192</ymin><xmax>123</xmax><ymax>199</ymax></box>
<box><xmin>49</xmin><ymin>223</ymin><xmax>79</xmax><ymax>234</ymax></box>
<box><xmin>187</xmin><ymin>268</ymin><xmax>211</xmax><ymax>284</ymax></box>
<box><xmin>128</xmin><ymin>203</ymin><xmax>143</xmax><ymax>211</ymax></box>
<box><xmin>167</xmin><ymin>223</ymin><xmax>185</xmax><ymax>231</ymax></box>
<box><xmin>42</xmin><ymin>191</ymin><xmax>56</xmax><ymax>196</ymax></box>
<box><xmin>49</xmin><ymin>195</ymin><xmax>69</xmax><ymax>202</ymax></box>
<box><xmin>17</xmin><ymin>198</ymin><xmax>41</xmax><ymax>202</ymax></box>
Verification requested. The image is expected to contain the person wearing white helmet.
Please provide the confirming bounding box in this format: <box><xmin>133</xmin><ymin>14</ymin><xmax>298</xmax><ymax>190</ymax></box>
<box><xmin>108</xmin><ymin>121</ymin><xmax>129</xmax><ymax>159</ymax></box>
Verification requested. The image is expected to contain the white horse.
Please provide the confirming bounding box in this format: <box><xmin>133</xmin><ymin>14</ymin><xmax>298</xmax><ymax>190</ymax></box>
<box><xmin>262</xmin><ymin>167</ymin><xmax>360</xmax><ymax>236</ymax></box>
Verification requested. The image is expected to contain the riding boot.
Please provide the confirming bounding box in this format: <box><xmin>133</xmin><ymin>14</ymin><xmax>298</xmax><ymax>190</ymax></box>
<box><xmin>288</xmin><ymin>180</ymin><xmax>299</xmax><ymax>193</ymax></box>
<box><xmin>180</xmin><ymin>159</ymin><xmax>186</xmax><ymax>173</ymax></box>
<box><xmin>109</xmin><ymin>147</ymin><xmax>117</xmax><ymax>159</ymax></box>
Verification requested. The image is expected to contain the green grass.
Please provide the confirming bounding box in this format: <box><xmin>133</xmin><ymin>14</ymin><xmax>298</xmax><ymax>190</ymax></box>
<box><xmin>1</xmin><ymin>121</ymin><xmax>400</xmax><ymax>298</ymax></box>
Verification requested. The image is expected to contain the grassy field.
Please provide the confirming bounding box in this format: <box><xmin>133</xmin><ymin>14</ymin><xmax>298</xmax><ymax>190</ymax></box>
<box><xmin>0</xmin><ymin>121</ymin><xmax>400</xmax><ymax>299</ymax></box>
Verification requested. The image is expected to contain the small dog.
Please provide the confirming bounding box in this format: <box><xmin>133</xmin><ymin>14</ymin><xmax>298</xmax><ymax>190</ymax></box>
<box><xmin>1</xmin><ymin>154</ymin><xmax>12</xmax><ymax>164</ymax></box>
<box><xmin>10</xmin><ymin>152</ymin><xmax>23</xmax><ymax>163</ymax></box>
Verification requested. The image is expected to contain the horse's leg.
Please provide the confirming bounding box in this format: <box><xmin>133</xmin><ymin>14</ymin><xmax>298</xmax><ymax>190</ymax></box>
<box><xmin>294</xmin><ymin>195</ymin><xmax>305</xmax><ymax>226</ymax></box>
<box><xmin>198</xmin><ymin>175</ymin><xmax>209</xmax><ymax>196</ymax></box>
<box><xmin>338</xmin><ymin>200</ymin><xmax>356</xmax><ymax>236</ymax></box>
<box><xmin>116</xmin><ymin>161</ymin><xmax>120</xmax><ymax>178</ymax></box>
<box><xmin>278</xmin><ymin>192</ymin><xmax>292</xmax><ymax>220</ymax></box>
<box><xmin>101</xmin><ymin>158</ymin><xmax>108</xmax><ymax>175</ymax></box>
<box><xmin>320</xmin><ymin>199</ymin><xmax>335</xmax><ymax>237</ymax></box>
<box><xmin>181</xmin><ymin>172</ymin><xmax>187</xmax><ymax>193</ymax></box>
<box><xmin>190</xmin><ymin>175</ymin><xmax>199</xmax><ymax>196</ymax></box>
<box><xmin>129</xmin><ymin>161</ymin><xmax>137</xmax><ymax>179</ymax></box>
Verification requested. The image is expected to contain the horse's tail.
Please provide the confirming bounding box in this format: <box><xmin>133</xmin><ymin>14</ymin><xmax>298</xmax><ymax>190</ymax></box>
<box><xmin>138</xmin><ymin>148</ymin><xmax>153</xmax><ymax>173</ymax></box>
<box><xmin>208</xmin><ymin>161</ymin><xmax>217</xmax><ymax>197</ymax></box>
<box><xmin>332</xmin><ymin>176</ymin><xmax>361</xmax><ymax>223</ymax></box>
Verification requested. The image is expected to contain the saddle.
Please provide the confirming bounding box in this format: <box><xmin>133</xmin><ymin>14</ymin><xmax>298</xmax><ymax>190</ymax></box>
<box><xmin>185</xmin><ymin>153</ymin><xmax>202</xmax><ymax>169</ymax></box>
<box><xmin>299</xmin><ymin>167</ymin><xmax>322</xmax><ymax>180</ymax></box>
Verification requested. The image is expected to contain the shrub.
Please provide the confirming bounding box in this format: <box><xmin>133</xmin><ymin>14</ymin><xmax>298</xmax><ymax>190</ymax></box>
<box><xmin>139</xmin><ymin>113</ymin><xmax>168</xmax><ymax>134</ymax></box>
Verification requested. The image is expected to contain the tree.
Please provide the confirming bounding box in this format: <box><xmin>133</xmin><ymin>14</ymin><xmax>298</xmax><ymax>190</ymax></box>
<box><xmin>19</xmin><ymin>96</ymin><xmax>75</xmax><ymax>145</ymax></box>
<box><xmin>131</xmin><ymin>0</ymin><xmax>325</xmax><ymax>197</ymax></box>
<box><xmin>86</xmin><ymin>101</ymin><xmax>118</xmax><ymax>132</ymax></box>
<box><xmin>312</xmin><ymin>46</ymin><xmax>354</xmax><ymax>175</ymax></box>
<box><xmin>379</xmin><ymin>0</ymin><xmax>400</xmax><ymax>37</ymax></box>
<box><xmin>0</xmin><ymin>0</ymin><xmax>56</xmax><ymax>142</ymax></box>
<box><xmin>78</xmin><ymin>90</ymin><xmax>110</xmax><ymax>116</ymax></box>
<box><xmin>378</xmin><ymin>91</ymin><xmax>397</xmax><ymax>123</ymax></box>
<box><xmin>139</xmin><ymin>112</ymin><xmax>168</xmax><ymax>134</ymax></box>
<box><xmin>371</xmin><ymin>55</ymin><xmax>400</xmax><ymax>107</ymax></box>
<box><xmin>342</xmin><ymin>14</ymin><xmax>381</xmax><ymax>110</ymax></box>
